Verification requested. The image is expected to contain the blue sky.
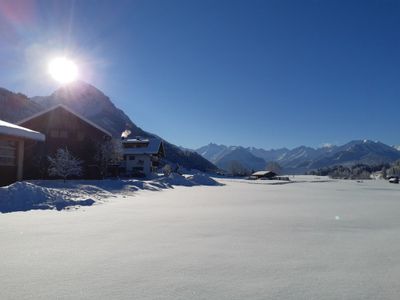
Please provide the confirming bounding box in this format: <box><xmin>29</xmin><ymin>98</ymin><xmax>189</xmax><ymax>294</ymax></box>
<box><xmin>0</xmin><ymin>0</ymin><xmax>399</xmax><ymax>149</ymax></box>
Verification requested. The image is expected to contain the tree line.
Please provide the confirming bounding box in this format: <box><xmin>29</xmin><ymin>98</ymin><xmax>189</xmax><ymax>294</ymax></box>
<box><xmin>308</xmin><ymin>161</ymin><xmax>400</xmax><ymax>179</ymax></box>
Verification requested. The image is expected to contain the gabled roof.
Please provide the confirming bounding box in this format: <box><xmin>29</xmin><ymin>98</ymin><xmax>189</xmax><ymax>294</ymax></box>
<box><xmin>17</xmin><ymin>104</ymin><xmax>112</xmax><ymax>137</ymax></box>
<box><xmin>123</xmin><ymin>138</ymin><xmax>164</xmax><ymax>155</ymax></box>
<box><xmin>252</xmin><ymin>170</ymin><xmax>276</xmax><ymax>176</ymax></box>
<box><xmin>0</xmin><ymin>119</ymin><xmax>45</xmax><ymax>141</ymax></box>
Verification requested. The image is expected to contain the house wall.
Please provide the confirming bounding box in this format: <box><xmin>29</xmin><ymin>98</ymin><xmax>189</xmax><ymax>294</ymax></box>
<box><xmin>124</xmin><ymin>154</ymin><xmax>152</xmax><ymax>175</ymax></box>
<box><xmin>0</xmin><ymin>135</ymin><xmax>24</xmax><ymax>186</ymax></box>
<box><xmin>19</xmin><ymin>107</ymin><xmax>110</xmax><ymax>179</ymax></box>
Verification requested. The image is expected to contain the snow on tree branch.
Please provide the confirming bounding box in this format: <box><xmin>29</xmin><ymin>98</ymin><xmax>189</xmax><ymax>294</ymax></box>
<box><xmin>48</xmin><ymin>148</ymin><xmax>83</xmax><ymax>182</ymax></box>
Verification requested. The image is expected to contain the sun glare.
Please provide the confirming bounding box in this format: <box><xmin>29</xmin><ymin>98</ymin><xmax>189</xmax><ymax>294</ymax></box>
<box><xmin>48</xmin><ymin>57</ymin><xmax>78</xmax><ymax>84</ymax></box>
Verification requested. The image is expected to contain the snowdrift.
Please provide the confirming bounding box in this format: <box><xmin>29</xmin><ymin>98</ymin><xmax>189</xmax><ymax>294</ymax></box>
<box><xmin>0</xmin><ymin>174</ymin><xmax>222</xmax><ymax>213</ymax></box>
<box><xmin>0</xmin><ymin>182</ymin><xmax>95</xmax><ymax>213</ymax></box>
<box><xmin>156</xmin><ymin>173</ymin><xmax>222</xmax><ymax>187</ymax></box>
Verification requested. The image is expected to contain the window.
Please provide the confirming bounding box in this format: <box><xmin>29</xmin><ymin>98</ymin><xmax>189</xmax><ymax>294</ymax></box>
<box><xmin>124</xmin><ymin>142</ymin><xmax>149</xmax><ymax>149</ymax></box>
<box><xmin>129</xmin><ymin>155</ymin><xmax>135</xmax><ymax>160</ymax></box>
<box><xmin>0</xmin><ymin>140</ymin><xmax>16</xmax><ymax>166</ymax></box>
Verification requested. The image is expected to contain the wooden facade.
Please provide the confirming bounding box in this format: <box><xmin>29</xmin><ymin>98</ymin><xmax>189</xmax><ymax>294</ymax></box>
<box><xmin>0</xmin><ymin>137</ymin><xmax>24</xmax><ymax>186</ymax></box>
<box><xmin>18</xmin><ymin>105</ymin><xmax>112</xmax><ymax>179</ymax></box>
<box><xmin>0</xmin><ymin>120</ymin><xmax>44</xmax><ymax>186</ymax></box>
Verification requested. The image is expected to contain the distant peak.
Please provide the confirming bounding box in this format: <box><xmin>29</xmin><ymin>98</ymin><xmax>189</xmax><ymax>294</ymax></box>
<box><xmin>52</xmin><ymin>80</ymin><xmax>104</xmax><ymax>96</ymax></box>
<box><xmin>321</xmin><ymin>143</ymin><xmax>335</xmax><ymax>148</ymax></box>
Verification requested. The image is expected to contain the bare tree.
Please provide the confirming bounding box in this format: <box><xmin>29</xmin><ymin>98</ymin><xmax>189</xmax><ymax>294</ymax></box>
<box><xmin>162</xmin><ymin>164</ymin><xmax>172</xmax><ymax>176</ymax></box>
<box><xmin>226</xmin><ymin>160</ymin><xmax>250</xmax><ymax>176</ymax></box>
<box><xmin>95</xmin><ymin>139</ymin><xmax>123</xmax><ymax>177</ymax></box>
<box><xmin>266</xmin><ymin>161</ymin><xmax>282</xmax><ymax>174</ymax></box>
<box><xmin>48</xmin><ymin>148</ymin><xmax>82</xmax><ymax>182</ymax></box>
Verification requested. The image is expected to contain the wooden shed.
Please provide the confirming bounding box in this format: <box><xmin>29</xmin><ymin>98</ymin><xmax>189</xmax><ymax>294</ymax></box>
<box><xmin>0</xmin><ymin>120</ymin><xmax>45</xmax><ymax>186</ymax></box>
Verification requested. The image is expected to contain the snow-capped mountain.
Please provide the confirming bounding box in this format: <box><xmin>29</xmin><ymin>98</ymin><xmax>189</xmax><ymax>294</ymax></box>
<box><xmin>214</xmin><ymin>147</ymin><xmax>267</xmax><ymax>172</ymax></box>
<box><xmin>196</xmin><ymin>143</ymin><xmax>236</xmax><ymax>162</ymax></box>
<box><xmin>309</xmin><ymin>140</ymin><xmax>400</xmax><ymax>169</ymax></box>
<box><xmin>1</xmin><ymin>82</ymin><xmax>218</xmax><ymax>172</ymax></box>
<box><xmin>246</xmin><ymin>147</ymin><xmax>289</xmax><ymax>162</ymax></box>
<box><xmin>196</xmin><ymin>140</ymin><xmax>400</xmax><ymax>174</ymax></box>
<box><xmin>196</xmin><ymin>143</ymin><xmax>266</xmax><ymax>172</ymax></box>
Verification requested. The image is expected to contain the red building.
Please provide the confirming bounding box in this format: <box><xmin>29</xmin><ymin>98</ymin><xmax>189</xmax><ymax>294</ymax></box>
<box><xmin>17</xmin><ymin>105</ymin><xmax>112</xmax><ymax>179</ymax></box>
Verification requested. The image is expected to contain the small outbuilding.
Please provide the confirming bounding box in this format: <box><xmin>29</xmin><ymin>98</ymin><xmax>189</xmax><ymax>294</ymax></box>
<box><xmin>250</xmin><ymin>170</ymin><xmax>277</xmax><ymax>180</ymax></box>
<box><xmin>0</xmin><ymin>119</ymin><xmax>45</xmax><ymax>186</ymax></box>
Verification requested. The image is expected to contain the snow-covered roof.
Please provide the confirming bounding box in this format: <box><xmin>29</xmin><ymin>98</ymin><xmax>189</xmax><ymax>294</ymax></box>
<box><xmin>123</xmin><ymin>138</ymin><xmax>164</xmax><ymax>155</ymax></box>
<box><xmin>0</xmin><ymin>119</ymin><xmax>45</xmax><ymax>141</ymax></box>
<box><xmin>252</xmin><ymin>170</ymin><xmax>276</xmax><ymax>176</ymax></box>
<box><xmin>17</xmin><ymin>104</ymin><xmax>112</xmax><ymax>137</ymax></box>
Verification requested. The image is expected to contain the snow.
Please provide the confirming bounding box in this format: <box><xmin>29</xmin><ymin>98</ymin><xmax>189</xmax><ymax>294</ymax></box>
<box><xmin>187</xmin><ymin>173</ymin><xmax>221</xmax><ymax>185</ymax></box>
<box><xmin>0</xmin><ymin>182</ymin><xmax>96</xmax><ymax>212</ymax></box>
<box><xmin>1</xmin><ymin>177</ymin><xmax>400</xmax><ymax>299</ymax></box>
<box><xmin>0</xmin><ymin>174</ymin><xmax>221</xmax><ymax>213</ymax></box>
<box><xmin>0</xmin><ymin>119</ymin><xmax>45</xmax><ymax>141</ymax></box>
<box><xmin>122</xmin><ymin>138</ymin><xmax>162</xmax><ymax>155</ymax></box>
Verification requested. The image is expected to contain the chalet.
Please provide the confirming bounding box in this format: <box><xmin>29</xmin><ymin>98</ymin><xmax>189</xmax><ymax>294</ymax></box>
<box><xmin>250</xmin><ymin>170</ymin><xmax>277</xmax><ymax>180</ymax></box>
<box><xmin>17</xmin><ymin>104</ymin><xmax>112</xmax><ymax>179</ymax></box>
<box><xmin>121</xmin><ymin>137</ymin><xmax>165</xmax><ymax>177</ymax></box>
<box><xmin>0</xmin><ymin>120</ymin><xmax>45</xmax><ymax>186</ymax></box>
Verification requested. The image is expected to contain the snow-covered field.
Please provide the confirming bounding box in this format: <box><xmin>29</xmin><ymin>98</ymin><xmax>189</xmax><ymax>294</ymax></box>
<box><xmin>1</xmin><ymin>177</ymin><xmax>400</xmax><ymax>299</ymax></box>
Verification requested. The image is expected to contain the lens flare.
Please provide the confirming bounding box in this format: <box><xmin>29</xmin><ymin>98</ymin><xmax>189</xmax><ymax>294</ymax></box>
<box><xmin>48</xmin><ymin>57</ymin><xmax>78</xmax><ymax>84</ymax></box>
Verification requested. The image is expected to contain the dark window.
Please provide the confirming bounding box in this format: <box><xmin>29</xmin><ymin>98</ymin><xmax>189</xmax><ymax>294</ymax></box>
<box><xmin>0</xmin><ymin>140</ymin><xmax>16</xmax><ymax>166</ymax></box>
<box><xmin>124</xmin><ymin>142</ymin><xmax>149</xmax><ymax>149</ymax></box>
<box><xmin>129</xmin><ymin>155</ymin><xmax>135</xmax><ymax>160</ymax></box>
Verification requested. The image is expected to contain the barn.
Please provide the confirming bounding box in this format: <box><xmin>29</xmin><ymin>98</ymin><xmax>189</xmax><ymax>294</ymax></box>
<box><xmin>0</xmin><ymin>120</ymin><xmax>45</xmax><ymax>186</ymax></box>
<box><xmin>250</xmin><ymin>170</ymin><xmax>277</xmax><ymax>180</ymax></box>
<box><xmin>17</xmin><ymin>104</ymin><xmax>112</xmax><ymax>179</ymax></box>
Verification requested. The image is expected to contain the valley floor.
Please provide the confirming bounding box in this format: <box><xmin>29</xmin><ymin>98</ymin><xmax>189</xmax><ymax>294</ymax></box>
<box><xmin>1</xmin><ymin>177</ymin><xmax>400</xmax><ymax>299</ymax></box>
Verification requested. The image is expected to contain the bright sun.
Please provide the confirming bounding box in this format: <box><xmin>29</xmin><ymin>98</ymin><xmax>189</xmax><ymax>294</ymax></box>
<box><xmin>48</xmin><ymin>57</ymin><xmax>78</xmax><ymax>84</ymax></box>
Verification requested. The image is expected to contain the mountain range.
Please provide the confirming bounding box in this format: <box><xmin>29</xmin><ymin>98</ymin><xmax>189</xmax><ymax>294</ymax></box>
<box><xmin>0</xmin><ymin>81</ymin><xmax>218</xmax><ymax>172</ymax></box>
<box><xmin>196</xmin><ymin>140</ymin><xmax>400</xmax><ymax>174</ymax></box>
<box><xmin>3</xmin><ymin>82</ymin><xmax>399</xmax><ymax>175</ymax></box>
